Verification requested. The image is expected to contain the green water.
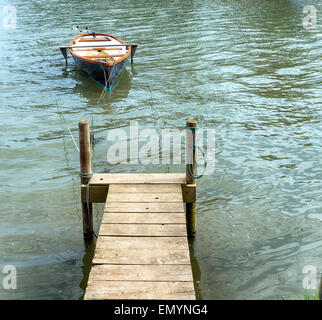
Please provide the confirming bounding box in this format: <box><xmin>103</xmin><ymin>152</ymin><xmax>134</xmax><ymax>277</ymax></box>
<box><xmin>0</xmin><ymin>0</ymin><xmax>321</xmax><ymax>299</ymax></box>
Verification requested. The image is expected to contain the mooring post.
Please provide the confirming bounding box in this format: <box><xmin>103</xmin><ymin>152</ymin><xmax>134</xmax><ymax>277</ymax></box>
<box><xmin>186</xmin><ymin>119</ymin><xmax>197</xmax><ymax>236</ymax></box>
<box><xmin>78</xmin><ymin>120</ymin><xmax>93</xmax><ymax>240</ymax></box>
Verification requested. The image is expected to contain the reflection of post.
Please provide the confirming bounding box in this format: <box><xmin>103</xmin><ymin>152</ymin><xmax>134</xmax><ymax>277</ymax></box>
<box><xmin>189</xmin><ymin>237</ymin><xmax>202</xmax><ymax>299</ymax></box>
<box><xmin>79</xmin><ymin>120</ymin><xmax>93</xmax><ymax>240</ymax></box>
<box><xmin>79</xmin><ymin>240</ymin><xmax>96</xmax><ymax>297</ymax></box>
<box><xmin>186</xmin><ymin>120</ymin><xmax>197</xmax><ymax>236</ymax></box>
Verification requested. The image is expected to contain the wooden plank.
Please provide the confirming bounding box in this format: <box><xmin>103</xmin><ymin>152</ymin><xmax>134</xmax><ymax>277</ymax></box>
<box><xmin>79</xmin><ymin>38</ymin><xmax>111</xmax><ymax>42</ymax></box>
<box><xmin>81</xmin><ymin>184</ymin><xmax>196</xmax><ymax>203</ymax></box>
<box><xmin>99</xmin><ymin>223</ymin><xmax>187</xmax><ymax>237</ymax></box>
<box><xmin>84</xmin><ymin>174</ymin><xmax>196</xmax><ymax>300</ymax></box>
<box><xmin>83</xmin><ymin>54</ymin><xmax>124</xmax><ymax>58</ymax></box>
<box><xmin>95</xmin><ymin>236</ymin><xmax>188</xmax><ymax>250</ymax></box>
<box><xmin>71</xmin><ymin>47</ymin><xmax>124</xmax><ymax>51</ymax></box>
<box><xmin>104</xmin><ymin>202</ymin><xmax>184</xmax><ymax>213</ymax></box>
<box><xmin>84</xmin><ymin>281</ymin><xmax>195</xmax><ymax>300</ymax></box>
<box><xmin>92</xmin><ymin>248</ymin><xmax>191</xmax><ymax>265</ymax></box>
<box><xmin>88</xmin><ymin>264</ymin><xmax>193</xmax><ymax>282</ymax></box>
<box><xmin>109</xmin><ymin>184</ymin><xmax>181</xmax><ymax>193</ymax></box>
<box><xmin>107</xmin><ymin>192</ymin><xmax>182</xmax><ymax>203</ymax></box>
<box><xmin>90</xmin><ymin>173</ymin><xmax>186</xmax><ymax>185</ymax></box>
<box><xmin>101</xmin><ymin>212</ymin><xmax>186</xmax><ymax>224</ymax></box>
<box><xmin>182</xmin><ymin>183</ymin><xmax>196</xmax><ymax>203</ymax></box>
<box><xmin>81</xmin><ymin>185</ymin><xmax>108</xmax><ymax>203</ymax></box>
<box><xmin>68</xmin><ymin>44</ymin><xmax>129</xmax><ymax>49</ymax></box>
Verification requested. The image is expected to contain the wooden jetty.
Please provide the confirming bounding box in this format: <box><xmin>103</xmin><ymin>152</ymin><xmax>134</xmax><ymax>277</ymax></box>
<box><xmin>78</xmin><ymin>120</ymin><xmax>197</xmax><ymax>300</ymax></box>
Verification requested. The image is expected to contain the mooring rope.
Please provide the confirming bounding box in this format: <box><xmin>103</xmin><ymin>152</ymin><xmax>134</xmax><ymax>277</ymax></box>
<box><xmin>57</xmin><ymin>100</ymin><xmax>80</xmax><ymax>153</ymax></box>
<box><xmin>185</xmin><ymin>126</ymin><xmax>208</xmax><ymax>180</ymax></box>
<box><xmin>97</xmin><ymin>59</ymin><xmax>116</xmax><ymax>104</ymax></box>
<box><xmin>67</xmin><ymin>128</ymin><xmax>80</xmax><ymax>153</ymax></box>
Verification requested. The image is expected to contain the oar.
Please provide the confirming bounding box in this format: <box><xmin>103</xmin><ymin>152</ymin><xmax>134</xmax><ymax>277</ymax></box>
<box><xmin>59</xmin><ymin>43</ymin><xmax>138</xmax><ymax>66</ymax></box>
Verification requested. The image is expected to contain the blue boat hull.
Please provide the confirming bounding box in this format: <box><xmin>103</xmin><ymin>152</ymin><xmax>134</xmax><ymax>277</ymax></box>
<box><xmin>72</xmin><ymin>55</ymin><xmax>127</xmax><ymax>90</ymax></box>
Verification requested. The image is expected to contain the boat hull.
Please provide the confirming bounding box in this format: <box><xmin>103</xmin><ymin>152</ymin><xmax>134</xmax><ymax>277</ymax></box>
<box><xmin>72</xmin><ymin>54</ymin><xmax>127</xmax><ymax>90</ymax></box>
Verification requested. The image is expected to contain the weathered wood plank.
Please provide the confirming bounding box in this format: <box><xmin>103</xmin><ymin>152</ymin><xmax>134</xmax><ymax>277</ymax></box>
<box><xmin>81</xmin><ymin>185</ymin><xmax>108</xmax><ymax>203</ymax></box>
<box><xmin>95</xmin><ymin>236</ymin><xmax>188</xmax><ymax>250</ymax></box>
<box><xmin>109</xmin><ymin>184</ymin><xmax>181</xmax><ymax>193</ymax></box>
<box><xmin>82</xmin><ymin>183</ymin><xmax>196</xmax><ymax>204</ymax></box>
<box><xmin>90</xmin><ymin>173</ymin><xmax>186</xmax><ymax>185</ymax></box>
<box><xmin>92</xmin><ymin>248</ymin><xmax>191</xmax><ymax>265</ymax></box>
<box><xmin>104</xmin><ymin>202</ymin><xmax>184</xmax><ymax>213</ymax></box>
<box><xmin>84</xmin><ymin>177</ymin><xmax>195</xmax><ymax>300</ymax></box>
<box><xmin>84</xmin><ymin>281</ymin><xmax>195</xmax><ymax>300</ymax></box>
<box><xmin>101</xmin><ymin>212</ymin><xmax>186</xmax><ymax>224</ymax></box>
<box><xmin>99</xmin><ymin>223</ymin><xmax>187</xmax><ymax>237</ymax></box>
<box><xmin>107</xmin><ymin>192</ymin><xmax>182</xmax><ymax>203</ymax></box>
<box><xmin>182</xmin><ymin>183</ymin><xmax>196</xmax><ymax>203</ymax></box>
<box><xmin>88</xmin><ymin>264</ymin><xmax>193</xmax><ymax>282</ymax></box>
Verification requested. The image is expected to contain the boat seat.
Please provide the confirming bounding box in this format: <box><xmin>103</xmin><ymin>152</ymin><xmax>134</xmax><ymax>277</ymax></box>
<box><xmin>71</xmin><ymin>47</ymin><xmax>125</xmax><ymax>51</ymax></box>
<box><xmin>84</xmin><ymin>54</ymin><xmax>125</xmax><ymax>58</ymax></box>
<box><xmin>79</xmin><ymin>38</ymin><xmax>112</xmax><ymax>42</ymax></box>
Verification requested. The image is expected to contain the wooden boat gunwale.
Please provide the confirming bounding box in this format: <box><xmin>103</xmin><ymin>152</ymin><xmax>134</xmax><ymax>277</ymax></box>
<box><xmin>69</xmin><ymin>33</ymin><xmax>131</xmax><ymax>67</ymax></box>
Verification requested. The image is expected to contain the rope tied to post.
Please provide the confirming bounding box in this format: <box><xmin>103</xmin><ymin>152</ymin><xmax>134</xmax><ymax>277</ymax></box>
<box><xmin>185</xmin><ymin>125</ymin><xmax>208</xmax><ymax>180</ymax></box>
<box><xmin>79</xmin><ymin>172</ymin><xmax>93</xmax><ymax>180</ymax></box>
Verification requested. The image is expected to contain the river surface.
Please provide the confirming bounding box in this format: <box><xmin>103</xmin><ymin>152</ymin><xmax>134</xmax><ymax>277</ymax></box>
<box><xmin>0</xmin><ymin>0</ymin><xmax>321</xmax><ymax>299</ymax></box>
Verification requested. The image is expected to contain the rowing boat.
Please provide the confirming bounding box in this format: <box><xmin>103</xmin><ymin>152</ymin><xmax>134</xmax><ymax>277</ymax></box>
<box><xmin>60</xmin><ymin>33</ymin><xmax>137</xmax><ymax>90</ymax></box>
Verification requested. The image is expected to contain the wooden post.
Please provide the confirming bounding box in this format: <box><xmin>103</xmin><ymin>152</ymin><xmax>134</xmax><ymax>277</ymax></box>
<box><xmin>186</xmin><ymin>120</ymin><xmax>197</xmax><ymax>236</ymax></box>
<box><xmin>79</xmin><ymin>120</ymin><xmax>93</xmax><ymax>240</ymax></box>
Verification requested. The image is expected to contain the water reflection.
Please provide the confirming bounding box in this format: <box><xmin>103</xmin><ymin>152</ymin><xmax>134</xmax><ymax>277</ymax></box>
<box><xmin>79</xmin><ymin>238</ymin><xmax>96</xmax><ymax>299</ymax></box>
<box><xmin>0</xmin><ymin>0</ymin><xmax>321</xmax><ymax>300</ymax></box>
<box><xmin>71</xmin><ymin>67</ymin><xmax>132</xmax><ymax>105</ymax></box>
<box><xmin>189</xmin><ymin>236</ymin><xmax>202</xmax><ymax>299</ymax></box>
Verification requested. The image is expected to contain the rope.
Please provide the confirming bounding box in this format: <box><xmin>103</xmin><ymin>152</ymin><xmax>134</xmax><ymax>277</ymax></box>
<box><xmin>79</xmin><ymin>172</ymin><xmax>93</xmax><ymax>179</ymax></box>
<box><xmin>67</xmin><ymin>128</ymin><xmax>80</xmax><ymax>152</ymax></box>
<box><xmin>56</xmin><ymin>100</ymin><xmax>80</xmax><ymax>153</ymax></box>
<box><xmin>97</xmin><ymin>60</ymin><xmax>116</xmax><ymax>103</ymax></box>
<box><xmin>79</xmin><ymin>172</ymin><xmax>98</xmax><ymax>238</ymax></box>
<box><xmin>186</xmin><ymin>126</ymin><xmax>208</xmax><ymax>180</ymax></box>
